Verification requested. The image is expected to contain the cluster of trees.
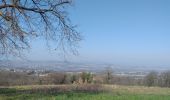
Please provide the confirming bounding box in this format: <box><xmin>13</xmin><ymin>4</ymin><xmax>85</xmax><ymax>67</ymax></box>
<box><xmin>144</xmin><ymin>71</ymin><xmax>170</xmax><ymax>87</ymax></box>
<box><xmin>39</xmin><ymin>72</ymin><xmax>94</xmax><ymax>85</ymax></box>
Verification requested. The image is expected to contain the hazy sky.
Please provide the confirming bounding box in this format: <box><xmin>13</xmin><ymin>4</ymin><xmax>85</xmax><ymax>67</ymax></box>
<box><xmin>27</xmin><ymin>0</ymin><xmax>170</xmax><ymax>66</ymax></box>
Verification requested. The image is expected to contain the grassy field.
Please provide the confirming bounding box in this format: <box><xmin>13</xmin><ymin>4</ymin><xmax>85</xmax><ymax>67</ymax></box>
<box><xmin>0</xmin><ymin>85</ymin><xmax>170</xmax><ymax>100</ymax></box>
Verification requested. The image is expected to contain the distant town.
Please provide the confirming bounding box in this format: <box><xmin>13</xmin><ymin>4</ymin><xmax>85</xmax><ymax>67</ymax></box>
<box><xmin>0</xmin><ymin>60</ymin><xmax>169</xmax><ymax>78</ymax></box>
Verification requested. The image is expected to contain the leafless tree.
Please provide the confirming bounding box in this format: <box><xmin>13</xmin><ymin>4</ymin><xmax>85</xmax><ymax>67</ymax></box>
<box><xmin>0</xmin><ymin>0</ymin><xmax>81</xmax><ymax>57</ymax></box>
<box><xmin>144</xmin><ymin>71</ymin><xmax>158</xmax><ymax>87</ymax></box>
<box><xmin>104</xmin><ymin>67</ymin><xmax>113</xmax><ymax>84</ymax></box>
<box><xmin>158</xmin><ymin>71</ymin><xmax>170</xmax><ymax>87</ymax></box>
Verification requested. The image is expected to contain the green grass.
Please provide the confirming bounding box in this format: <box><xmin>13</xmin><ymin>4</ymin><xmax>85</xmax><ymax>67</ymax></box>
<box><xmin>1</xmin><ymin>85</ymin><xmax>170</xmax><ymax>100</ymax></box>
<box><xmin>1</xmin><ymin>92</ymin><xmax>170</xmax><ymax>100</ymax></box>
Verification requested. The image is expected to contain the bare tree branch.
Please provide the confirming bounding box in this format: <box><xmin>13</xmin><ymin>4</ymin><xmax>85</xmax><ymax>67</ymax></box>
<box><xmin>0</xmin><ymin>0</ymin><xmax>81</xmax><ymax>57</ymax></box>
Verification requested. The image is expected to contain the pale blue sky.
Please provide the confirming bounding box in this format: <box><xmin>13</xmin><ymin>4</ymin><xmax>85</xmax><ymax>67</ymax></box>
<box><xmin>27</xmin><ymin>0</ymin><xmax>170</xmax><ymax>66</ymax></box>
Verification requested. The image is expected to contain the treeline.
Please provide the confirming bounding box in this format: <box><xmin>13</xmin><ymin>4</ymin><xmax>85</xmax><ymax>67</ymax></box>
<box><xmin>1</xmin><ymin>69</ymin><xmax>170</xmax><ymax>88</ymax></box>
<box><xmin>0</xmin><ymin>71</ymin><xmax>94</xmax><ymax>86</ymax></box>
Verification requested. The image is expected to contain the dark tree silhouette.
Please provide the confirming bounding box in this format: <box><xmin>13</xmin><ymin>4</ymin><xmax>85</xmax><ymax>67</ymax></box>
<box><xmin>0</xmin><ymin>0</ymin><xmax>81</xmax><ymax>57</ymax></box>
<box><xmin>104</xmin><ymin>67</ymin><xmax>113</xmax><ymax>84</ymax></box>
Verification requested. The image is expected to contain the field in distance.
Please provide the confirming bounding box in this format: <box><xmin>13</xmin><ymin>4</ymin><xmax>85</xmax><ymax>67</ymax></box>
<box><xmin>1</xmin><ymin>85</ymin><xmax>170</xmax><ymax>100</ymax></box>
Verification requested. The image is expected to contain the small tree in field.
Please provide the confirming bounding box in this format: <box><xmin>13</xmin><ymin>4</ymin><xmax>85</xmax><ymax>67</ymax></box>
<box><xmin>104</xmin><ymin>67</ymin><xmax>113</xmax><ymax>84</ymax></box>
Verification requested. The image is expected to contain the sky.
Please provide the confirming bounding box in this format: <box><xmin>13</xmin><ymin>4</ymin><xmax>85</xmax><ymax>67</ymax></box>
<box><xmin>27</xmin><ymin>0</ymin><xmax>170</xmax><ymax>67</ymax></box>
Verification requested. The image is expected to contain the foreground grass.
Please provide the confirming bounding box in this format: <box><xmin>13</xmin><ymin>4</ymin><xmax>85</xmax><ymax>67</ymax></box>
<box><xmin>1</xmin><ymin>85</ymin><xmax>170</xmax><ymax>100</ymax></box>
<box><xmin>1</xmin><ymin>92</ymin><xmax>170</xmax><ymax>100</ymax></box>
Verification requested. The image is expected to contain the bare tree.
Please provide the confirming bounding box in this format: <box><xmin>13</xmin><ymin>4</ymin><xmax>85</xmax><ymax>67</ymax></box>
<box><xmin>104</xmin><ymin>67</ymin><xmax>113</xmax><ymax>84</ymax></box>
<box><xmin>158</xmin><ymin>71</ymin><xmax>170</xmax><ymax>87</ymax></box>
<box><xmin>144</xmin><ymin>71</ymin><xmax>158</xmax><ymax>87</ymax></box>
<box><xmin>0</xmin><ymin>0</ymin><xmax>81</xmax><ymax>57</ymax></box>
